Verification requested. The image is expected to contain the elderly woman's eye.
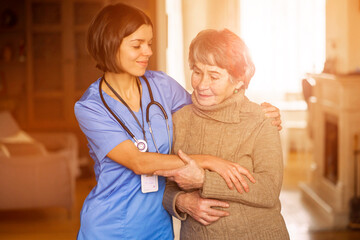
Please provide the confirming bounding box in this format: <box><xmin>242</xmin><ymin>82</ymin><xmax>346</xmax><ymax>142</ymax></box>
<box><xmin>210</xmin><ymin>76</ymin><xmax>219</xmax><ymax>80</ymax></box>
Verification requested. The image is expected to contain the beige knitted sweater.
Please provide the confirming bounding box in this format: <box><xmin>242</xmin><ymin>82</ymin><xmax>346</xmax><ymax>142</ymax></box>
<box><xmin>163</xmin><ymin>90</ymin><xmax>289</xmax><ymax>240</ymax></box>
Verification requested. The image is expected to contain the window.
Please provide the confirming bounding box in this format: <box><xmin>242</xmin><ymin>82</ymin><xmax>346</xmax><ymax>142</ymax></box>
<box><xmin>240</xmin><ymin>0</ymin><xmax>326</xmax><ymax>102</ymax></box>
<box><xmin>166</xmin><ymin>0</ymin><xmax>186</xmax><ymax>88</ymax></box>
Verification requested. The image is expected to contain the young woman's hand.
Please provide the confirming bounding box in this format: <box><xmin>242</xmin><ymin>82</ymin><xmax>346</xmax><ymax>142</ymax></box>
<box><xmin>176</xmin><ymin>191</ymin><xmax>229</xmax><ymax>226</ymax></box>
<box><xmin>154</xmin><ymin>150</ymin><xmax>204</xmax><ymax>190</ymax></box>
<box><xmin>202</xmin><ymin>155</ymin><xmax>255</xmax><ymax>193</ymax></box>
<box><xmin>155</xmin><ymin>150</ymin><xmax>255</xmax><ymax>193</ymax></box>
<box><xmin>261</xmin><ymin>102</ymin><xmax>282</xmax><ymax>131</ymax></box>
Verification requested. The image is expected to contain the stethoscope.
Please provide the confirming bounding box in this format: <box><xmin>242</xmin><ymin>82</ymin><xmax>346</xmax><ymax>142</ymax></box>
<box><xmin>99</xmin><ymin>75</ymin><xmax>172</xmax><ymax>154</ymax></box>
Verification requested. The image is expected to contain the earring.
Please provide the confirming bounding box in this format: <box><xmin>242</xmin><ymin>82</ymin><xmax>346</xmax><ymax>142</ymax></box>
<box><xmin>234</xmin><ymin>81</ymin><xmax>244</xmax><ymax>94</ymax></box>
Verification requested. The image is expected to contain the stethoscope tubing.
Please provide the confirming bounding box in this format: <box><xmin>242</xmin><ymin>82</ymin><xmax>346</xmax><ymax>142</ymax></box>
<box><xmin>99</xmin><ymin>75</ymin><xmax>171</xmax><ymax>154</ymax></box>
<box><xmin>99</xmin><ymin>77</ymin><xmax>137</xmax><ymax>141</ymax></box>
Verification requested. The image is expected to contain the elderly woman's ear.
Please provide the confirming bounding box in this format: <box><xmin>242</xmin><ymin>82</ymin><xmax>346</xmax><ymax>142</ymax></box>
<box><xmin>233</xmin><ymin>80</ymin><xmax>245</xmax><ymax>94</ymax></box>
<box><xmin>235</xmin><ymin>81</ymin><xmax>245</xmax><ymax>91</ymax></box>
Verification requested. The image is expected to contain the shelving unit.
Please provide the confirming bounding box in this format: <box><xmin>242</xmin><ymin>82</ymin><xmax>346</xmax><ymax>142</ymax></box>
<box><xmin>25</xmin><ymin>0</ymin><xmax>104</xmax><ymax>130</ymax></box>
<box><xmin>0</xmin><ymin>0</ymin><xmax>27</xmax><ymax>123</ymax></box>
<box><xmin>24</xmin><ymin>0</ymin><xmax>158</xmax><ymax>131</ymax></box>
<box><xmin>1</xmin><ymin>0</ymin><xmax>158</xmax><ymax>145</ymax></box>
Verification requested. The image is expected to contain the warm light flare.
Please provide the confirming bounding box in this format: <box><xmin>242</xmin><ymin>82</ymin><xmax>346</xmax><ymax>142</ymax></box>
<box><xmin>240</xmin><ymin>0</ymin><xmax>326</xmax><ymax>102</ymax></box>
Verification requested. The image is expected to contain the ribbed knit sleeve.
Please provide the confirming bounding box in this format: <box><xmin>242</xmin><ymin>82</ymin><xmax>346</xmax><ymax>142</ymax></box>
<box><xmin>162</xmin><ymin>179</ymin><xmax>187</xmax><ymax>220</ymax></box>
<box><xmin>200</xmin><ymin>118</ymin><xmax>283</xmax><ymax>208</ymax></box>
<box><xmin>162</xmin><ymin>107</ymin><xmax>189</xmax><ymax>221</ymax></box>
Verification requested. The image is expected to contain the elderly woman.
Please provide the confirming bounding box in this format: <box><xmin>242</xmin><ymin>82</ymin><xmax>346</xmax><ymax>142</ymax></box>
<box><xmin>160</xmin><ymin>29</ymin><xmax>289</xmax><ymax>239</ymax></box>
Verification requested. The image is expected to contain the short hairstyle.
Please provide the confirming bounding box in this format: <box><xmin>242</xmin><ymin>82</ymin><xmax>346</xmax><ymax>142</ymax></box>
<box><xmin>87</xmin><ymin>3</ymin><xmax>153</xmax><ymax>73</ymax></box>
<box><xmin>188</xmin><ymin>29</ymin><xmax>255</xmax><ymax>89</ymax></box>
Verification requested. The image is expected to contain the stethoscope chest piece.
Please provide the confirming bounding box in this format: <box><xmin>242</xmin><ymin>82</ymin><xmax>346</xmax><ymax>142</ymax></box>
<box><xmin>135</xmin><ymin>139</ymin><xmax>148</xmax><ymax>152</ymax></box>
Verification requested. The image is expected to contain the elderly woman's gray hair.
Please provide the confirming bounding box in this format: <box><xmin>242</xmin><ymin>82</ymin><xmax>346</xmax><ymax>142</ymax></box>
<box><xmin>188</xmin><ymin>28</ymin><xmax>255</xmax><ymax>89</ymax></box>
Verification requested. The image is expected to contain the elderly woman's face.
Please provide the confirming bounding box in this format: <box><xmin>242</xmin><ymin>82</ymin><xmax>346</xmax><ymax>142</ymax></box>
<box><xmin>191</xmin><ymin>62</ymin><xmax>240</xmax><ymax>106</ymax></box>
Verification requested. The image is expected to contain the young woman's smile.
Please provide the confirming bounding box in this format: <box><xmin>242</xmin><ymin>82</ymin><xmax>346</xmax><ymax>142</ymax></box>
<box><xmin>117</xmin><ymin>24</ymin><xmax>153</xmax><ymax>76</ymax></box>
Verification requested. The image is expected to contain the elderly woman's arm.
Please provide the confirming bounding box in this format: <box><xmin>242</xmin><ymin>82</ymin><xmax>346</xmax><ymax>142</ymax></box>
<box><xmin>163</xmin><ymin>179</ymin><xmax>230</xmax><ymax>225</ymax></box>
<box><xmin>162</xmin><ymin>118</ymin><xmax>283</xmax><ymax>209</ymax></box>
<box><xmin>200</xmin><ymin>119</ymin><xmax>283</xmax><ymax>208</ymax></box>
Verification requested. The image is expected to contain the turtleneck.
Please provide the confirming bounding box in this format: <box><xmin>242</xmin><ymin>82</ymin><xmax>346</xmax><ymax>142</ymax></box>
<box><xmin>191</xmin><ymin>89</ymin><xmax>253</xmax><ymax>123</ymax></box>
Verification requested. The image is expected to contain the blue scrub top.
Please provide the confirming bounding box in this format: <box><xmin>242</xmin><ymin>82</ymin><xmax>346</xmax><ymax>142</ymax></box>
<box><xmin>75</xmin><ymin>71</ymin><xmax>191</xmax><ymax>240</ymax></box>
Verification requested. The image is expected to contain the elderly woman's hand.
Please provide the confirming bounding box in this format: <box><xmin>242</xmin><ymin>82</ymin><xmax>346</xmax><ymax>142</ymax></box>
<box><xmin>261</xmin><ymin>102</ymin><xmax>282</xmax><ymax>131</ymax></box>
<box><xmin>176</xmin><ymin>191</ymin><xmax>229</xmax><ymax>226</ymax></box>
<box><xmin>154</xmin><ymin>150</ymin><xmax>205</xmax><ymax>190</ymax></box>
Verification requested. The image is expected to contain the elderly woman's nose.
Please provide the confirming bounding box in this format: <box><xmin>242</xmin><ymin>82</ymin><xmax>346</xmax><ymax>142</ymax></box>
<box><xmin>198</xmin><ymin>75</ymin><xmax>210</xmax><ymax>90</ymax></box>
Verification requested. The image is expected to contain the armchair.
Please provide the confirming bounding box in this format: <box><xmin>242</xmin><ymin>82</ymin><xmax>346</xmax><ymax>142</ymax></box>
<box><xmin>0</xmin><ymin>111</ymin><xmax>78</xmax><ymax>213</ymax></box>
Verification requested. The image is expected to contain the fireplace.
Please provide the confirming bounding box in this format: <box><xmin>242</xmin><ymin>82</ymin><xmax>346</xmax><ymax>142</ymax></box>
<box><xmin>300</xmin><ymin>73</ymin><xmax>360</xmax><ymax>228</ymax></box>
<box><xmin>324</xmin><ymin>114</ymin><xmax>338</xmax><ymax>184</ymax></box>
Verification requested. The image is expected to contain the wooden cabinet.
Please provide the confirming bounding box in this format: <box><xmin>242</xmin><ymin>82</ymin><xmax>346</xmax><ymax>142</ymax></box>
<box><xmin>300</xmin><ymin>73</ymin><xmax>360</xmax><ymax>228</ymax></box>
<box><xmin>0</xmin><ymin>0</ymin><xmax>27</xmax><ymax>123</ymax></box>
<box><xmin>24</xmin><ymin>0</ymin><xmax>158</xmax><ymax>131</ymax></box>
<box><xmin>25</xmin><ymin>0</ymin><xmax>104</xmax><ymax>130</ymax></box>
<box><xmin>0</xmin><ymin>0</ymin><xmax>159</xmax><ymax>157</ymax></box>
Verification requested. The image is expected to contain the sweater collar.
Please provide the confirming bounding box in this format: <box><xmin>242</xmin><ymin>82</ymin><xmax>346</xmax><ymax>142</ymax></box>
<box><xmin>191</xmin><ymin>89</ymin><xmax>251</xmax><ymax>123</ymax></box>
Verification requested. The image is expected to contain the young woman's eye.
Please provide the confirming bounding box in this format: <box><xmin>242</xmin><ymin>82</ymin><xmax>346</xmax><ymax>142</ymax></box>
<box><xmin>210</xmin><ymin>76</ymin><xmax>219</xmax><ymax>80</ymax></box>
<box><xmin>133</xmin><ymin>46</ymin><xmax>141</xmax><ymax>49</ymax></box>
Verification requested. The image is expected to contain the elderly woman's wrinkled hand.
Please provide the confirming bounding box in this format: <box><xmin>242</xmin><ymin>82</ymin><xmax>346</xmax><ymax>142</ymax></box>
<box><xmin>154</xmin><ymin>150</ymin><xmax>205</xmax><ymax>190</ymax></box>
<box><xmin>176</xmin><ymin>191</ymin><xmax>229</xmax><ymax>226</ymax></box>
<box><xmin>261</xmin><ymin>102</ymin><xmax>282</xmax><ymax>131</ymax></box>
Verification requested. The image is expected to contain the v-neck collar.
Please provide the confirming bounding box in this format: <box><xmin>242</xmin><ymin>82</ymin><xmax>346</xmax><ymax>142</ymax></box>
<box><xmin>100</xmin><ymin>77</ymin><xmax>150</xmax><ymax>115</ymax></box>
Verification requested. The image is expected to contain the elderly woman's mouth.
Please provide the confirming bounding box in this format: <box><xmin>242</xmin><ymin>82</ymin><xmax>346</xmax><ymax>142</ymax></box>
<box><xmin>197</xmin><ymin>93</ymin><xmax>212</xmax><ymax>98</ymax></box>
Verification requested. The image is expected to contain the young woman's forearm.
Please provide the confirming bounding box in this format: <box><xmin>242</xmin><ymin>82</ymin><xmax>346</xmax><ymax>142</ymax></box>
<box><xmin>133</xmin><ymin>152</ymin><xmax>184</xmax><ymax>174</ymax></box>
<box><xmin>107</xmin><ymin>140</ymin><xmax>185</xmax><ymax>174</ymax></box>
<box><xmin>108</xmin><ymin>140</ymin><xmax>254</xmax><ymax>192</ymax></box>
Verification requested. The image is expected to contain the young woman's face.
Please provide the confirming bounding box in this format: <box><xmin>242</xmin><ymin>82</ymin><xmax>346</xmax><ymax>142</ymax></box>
<box><xmin>117</xmin><ymin>24</ymin><xmax>153</xmax><ymax>76</ymax></box>
<box><xmin>191</xmin><ymin>62</ymin><xmax>242</xmax><ymax>106</ymax></box>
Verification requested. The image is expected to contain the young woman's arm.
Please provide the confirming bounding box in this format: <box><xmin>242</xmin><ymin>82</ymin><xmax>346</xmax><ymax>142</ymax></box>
<box><xmin>154</xmin><ymin>150</ymin><xmax>255</xmax><ymax>193</ymax></box>
<box><xmin>107</xmin><ymin>140</ymin><xmax>254</xmax><ymax>192</ymax></box>
<box><xmin>107</xmin><ymin>140</ymin><xmax>182</xmax><ymax>174</ymax></box>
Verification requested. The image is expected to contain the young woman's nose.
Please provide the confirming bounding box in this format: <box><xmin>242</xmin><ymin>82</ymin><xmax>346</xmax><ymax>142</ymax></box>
<box><xmin>143</xmin><ymin>45</ymin><xmax>153</xmax><ymax>56</ymax></box>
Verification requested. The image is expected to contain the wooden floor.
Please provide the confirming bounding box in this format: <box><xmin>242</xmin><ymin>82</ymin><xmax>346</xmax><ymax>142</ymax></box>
<box><xmin>281</xmin><ymin>151</ymin><xmax>360</xmax><ymax>240</ymax></box>
<box><xmin>1</xmin><ymin>151</ymin><xmax>360</xmax><ymax>239</ymax></box>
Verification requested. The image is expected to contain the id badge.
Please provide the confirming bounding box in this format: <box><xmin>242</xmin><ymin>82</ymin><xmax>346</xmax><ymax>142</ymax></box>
<box><xmin>141</xmin><ymin>174</ymin><xmax>158</xmax><ymax>193</ymax></box>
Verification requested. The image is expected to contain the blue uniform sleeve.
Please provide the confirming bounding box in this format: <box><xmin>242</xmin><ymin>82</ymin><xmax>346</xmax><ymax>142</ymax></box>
<box><xmin>74</xmin><ymin>98</ymin><xmax>129</xmax><ymax>163</ymax></box>
<box><xmin>146</xmin><ymin>71</ymin><xmax>191</xmax><ymax>114</ymax></box>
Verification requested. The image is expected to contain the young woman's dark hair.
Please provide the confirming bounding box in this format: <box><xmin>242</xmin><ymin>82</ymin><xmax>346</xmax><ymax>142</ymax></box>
<box><xmin>87</xmin><ymin>3</ymin><xmax>153</xmax><ymax>73</ymax></box>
